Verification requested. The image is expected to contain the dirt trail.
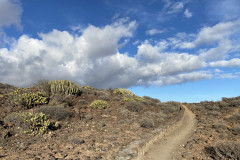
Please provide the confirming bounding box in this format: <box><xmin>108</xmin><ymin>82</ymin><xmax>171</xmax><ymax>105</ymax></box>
<box><xmin>142</xmin><ymin>105</ymin><xmax>197</xmax><ymax>160</ymax></box>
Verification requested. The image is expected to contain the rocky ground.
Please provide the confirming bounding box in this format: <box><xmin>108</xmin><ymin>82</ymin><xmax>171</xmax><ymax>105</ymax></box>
<box><xmin>174</xmin><ymin>98</ymin><xmax>240</xmax><ymax>159</ymax></box>
<box><xmin>0</xmin><ymin>81</ymin><xmax>183</xmax><ymax>160</ymax></box>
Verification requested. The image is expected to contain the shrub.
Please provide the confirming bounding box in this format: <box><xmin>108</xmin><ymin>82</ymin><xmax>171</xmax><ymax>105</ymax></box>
<box><xmin>232</xmin><ymin>125</ymin><xmax>240</xmax><ymax>134</ymax></box>
<box><xmin>162</xmin><ymin>102</ymin><xmax>181</xmax><ymax>114</ymax></box>
<box><xmin>228</xmin><ymin>114</ymin><xmax>240</xmax><ymax>123</ymax></box>
<box><xmin>205</xmin><ymin>105</ymin><xmax>220</xmax><ymax>110</ymax></box>
<box><xmin>90</xmin><ymin>100</ymin><xmax>109</xmax><ymax>109</ymax></box>
<box><xmin>123</xmin><ymin>96</ymin><xmax>135</xmax><ymax>102</ymax></box>
<box><xmin>125</xmin><ymin>101</ymin><xmax>143</xmax><ymax>113</ymax></box>
<box><xmin>7</xmin><ymin>88</ymin><xmax>48</xmax><ymax>108</ymax></box>
<box><xmin>99</xmin><ymin>95</ymin><xmax>110</xmax><ymax>101</ymax></box>
<box><xmin>205</xmin><ymin>142</ymin><xmax>240</xmax><ymax>159</ymax></box>
<box><xmin>217</xmin><ymin>101</ymin><xmax>229</xmax><ymax>108</ymax></box>
<box><xmin>113</xmin><ymin>88</ymin><xmax>134</xmax><ymax>96</ymax></box>
<box><xmin>4</xmin><ymin>112</ymin><xmax>56</xmax><ymax>135</ymax></box>
<box><xmin>35</xmin><ymin>106</ymin><xmax>73</xmax><ymax>121</ymax></box>
<box><xmin>140</xmin><ymin>118</ymin><xmax>155</xmax><ymax>128</ymax></box>
<box><xmin>49</xmin><ymin>80</ymin><xmax>81</xmax><ymax>95</ymax></box>
<box><xmin>143</xmin><ymin>96</ymin><xmax>161</xmax><ymax>103</ymax></box>
<box><xmin>229</xmin><ymin>100</ymin><xmax>240</xmax><ymax>107</ymax></box>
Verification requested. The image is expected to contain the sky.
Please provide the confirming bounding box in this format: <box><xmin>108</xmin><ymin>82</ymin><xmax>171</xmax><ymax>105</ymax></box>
<box><xmin>0</xmin><ymin>0</ymin><xmax>240</xmax><ymax>102</ymax></box>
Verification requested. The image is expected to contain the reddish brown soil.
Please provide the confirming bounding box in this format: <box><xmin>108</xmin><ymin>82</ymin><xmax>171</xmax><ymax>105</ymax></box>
<box><xmin>0</xmin><ymin>83</ymin><xmax>183</xmax><ymax>160</ymax></box>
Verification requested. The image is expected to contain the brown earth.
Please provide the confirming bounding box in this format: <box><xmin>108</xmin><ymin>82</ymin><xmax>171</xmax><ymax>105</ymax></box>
<box><xmin>0</xmin><ymin>82</ymin><xmax>184</xmax><ymax>160</ymax></box>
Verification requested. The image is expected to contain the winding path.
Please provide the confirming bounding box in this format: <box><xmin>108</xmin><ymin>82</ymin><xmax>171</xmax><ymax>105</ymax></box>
<box><xmin>142</xmin><ymin>105</ymin><xmax>197</xmax><ymax>160</ymax></box>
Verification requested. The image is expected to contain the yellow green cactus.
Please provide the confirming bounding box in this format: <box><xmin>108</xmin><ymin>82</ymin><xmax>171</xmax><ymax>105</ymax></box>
<box><xmin>113</xmin><ymin>88</ymin><xmax>134</xmax><ymax>96</ymax></box>
<box><xmin>90</xmin><ymin>100</ymin><xmax>109</xmax><ymax>109</ymax></box>
<box><xmin>8</xmin><ymin>88</ymin><xmax>48</xmax><ymax>108</ymax></box>
<box><xmin>20</xmin><ymin>112</ymin><xmax>50</xmax><ymax>135</ymax></box>
<box><xmin>49</xmin><ymin>80</ymin><xmax>81</xmax><ymax>95</ymax></box>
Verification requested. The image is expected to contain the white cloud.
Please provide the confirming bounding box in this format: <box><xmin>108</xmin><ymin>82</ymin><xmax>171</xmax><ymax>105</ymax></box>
<box><xmin>0</xmin><ymin>0</ymin><xmax>22</xmax><ymax>28</ymax></box>
<box><xmin>179</xmin><ymin>19</ymin><xmax>240</xmax><ymax>49</ymax></box>
<box><xmin>146</xmin><ymin>29</ymin><xmax>165</xmax><ymax>35</ymax></box>
<box><xmin>167</xmin><ymin>2</ymin><xmax>184</xmax><ymax>14</ymax></box>
<box><xmin>0</xmin><ymin>19</ymin><xmax>213</xmax><ymax>88</ymax></box>
<box><xmin>184</xmin><ymin>9</ymin><xmax>192</xmax><ymax>18</ymax></box>
<box><xmin>209</xmin><ymin>58</ymin><xmax>240</xmax><ymax>67</ymax></box>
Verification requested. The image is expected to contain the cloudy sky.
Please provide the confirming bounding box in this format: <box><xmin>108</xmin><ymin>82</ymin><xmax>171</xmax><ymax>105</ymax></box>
<box><xmin>0</xmin><ymin>0</ymin><xmax>240</xmax><ymax>102</ymax></box>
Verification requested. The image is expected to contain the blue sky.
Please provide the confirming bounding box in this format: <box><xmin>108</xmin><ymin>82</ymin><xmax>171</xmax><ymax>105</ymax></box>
<box><xmin>0</xmin><ymin>0</ymin><xmax>240</xmax><ymax>102</ymax></box>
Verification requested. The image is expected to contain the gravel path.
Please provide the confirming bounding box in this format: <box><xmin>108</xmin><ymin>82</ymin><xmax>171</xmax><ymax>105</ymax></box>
<box><xmin>142</xmin><ymin>105</ymin><xmax>197</xmax><ymax>160</ymax></box>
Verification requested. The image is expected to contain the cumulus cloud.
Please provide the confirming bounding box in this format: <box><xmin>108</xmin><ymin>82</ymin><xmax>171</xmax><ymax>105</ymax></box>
<box><xmin>184</xmin><ymin>9</ymin><xmax>192</xmax><ymax>18</ymax></box>
<box><xmin>146</xmin><ymin>29</ymin><xmax>166</xmax><ymax>35</ymax></box>
<box><xmin>209</xmin><ymin>58</ymin><xmax>240</xmax><ymax>67</ymax></box>
<box><xmin>0</xmin><ymin>18</ymin><xmax>214</xmax><ymax>88</ymax></box>
<box><xmin>0</xmin><ymin>0</ymin><xmax>22</xmax><ymax>28</ymax></box>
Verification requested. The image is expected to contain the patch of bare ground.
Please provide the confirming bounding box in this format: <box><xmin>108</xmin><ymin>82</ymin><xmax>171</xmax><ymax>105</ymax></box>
<box><xmin>0</xmin><ymin>81</ymin><xmax>183</xmax><ymax>160</ymax></box>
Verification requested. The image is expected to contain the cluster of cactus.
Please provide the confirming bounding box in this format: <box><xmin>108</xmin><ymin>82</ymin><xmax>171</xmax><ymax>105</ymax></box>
<box><xmin>113</xmin><ymin>88</ymin><xmax>134</xmax><ymax>96</ymax></box>
<box><xmin>8</xmin><ymin>88</ymin><xmax>48</xmax><ymax>108</ymax></box>
<box><xmin>49</xmin><ymin>80</ymin><xmax>81</xmax><ymax>95</ymax></box>
<box><xmin>20</xmin><ymin>112</ymin><xmax>51</xmax><ymax>135</ymax></box>
<box><xmin>90</xmin><ymin>100</ymin><xmax>109</xmax><ymax>109</ymax></box>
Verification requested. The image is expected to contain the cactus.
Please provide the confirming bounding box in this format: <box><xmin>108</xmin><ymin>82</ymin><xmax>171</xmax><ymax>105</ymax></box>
<box><xmin>49</xmin><ymin>80</ymin><xmax>81</xmax><ymax>95</ymax></box>
<box><xmin>90</xmin><ymin>100</ymin><xmax>109</xmax><ymax>109</ymax></box>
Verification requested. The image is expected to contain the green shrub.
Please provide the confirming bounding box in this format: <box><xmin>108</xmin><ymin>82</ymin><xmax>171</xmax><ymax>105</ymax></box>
<box><xmin>113</xmin><ymin>88</ymin><xmax>134</xmax><ymax>96</ymax></box>
<box><xmin>8</xmin><ymin>88</ymin><xmax>48</xmax><ymax>108</ymax></box>
<box><xmin>35</xmin><ymin>106</ymin><xmax>73</xmax><ymax>120</ymax></box>
<box><xmin>140</xmin><ymin>118</ymin><xmax>155</xmax><ymax>128</ymax></box>
<box><xmin>49</xmin><ymin>80</ymin><xmax>81</xmax><ymax>95</ymax></box>
<box><xmin>123</xmin><ymin>96</ymin><xmax>135</xmax><ymax>102</ymax></box>
<box><xmin>205</xmin><ymin>142</ymin><xmax>240</xmax><ymax>159</ymax></box>
<box><xmin>90</xmin><ymin>100</ymin><xmax>109</xmax><ymax>109</ymax></box>
<box><xmin>125</xmin><ymin>101</ymin><xmax>143</xmax><ymax>112</ymax></box>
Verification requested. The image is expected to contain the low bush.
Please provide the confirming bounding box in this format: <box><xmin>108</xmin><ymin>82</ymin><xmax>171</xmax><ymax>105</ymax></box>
<box><xmin>113</xmin><ymin>88</ymin><xmax>134</xmax><ymax>96</ymax></box>
<box><xmin>7</xmin><ymin>88</ymin><xmax>48</xmax><ymax>108</ymax></box>
<box><xmin>140</xmin><ymin>118</ymin><xmax>155</xmax><ymax>128</ymax></box>
<box><xmin>232</xmin><ymin>125</ymin><xmax>240</xmax><ymax>134</ymax></box>
<box><xmin>125</xmin><ymin>101</ymin><xmax>143</xmax><ymax>113</ymax></box>
<box><xmin>4</xmin><ymin>112</ymin><xmax>59</xmax><ymax>135</ymax></box>
<box><xmin>34</xmin><ymin>79</ymin><xmax>51</xmax><ymax>96</ymax></box>
<box><xmin>35</xmin><ymin>106</ymin><xmax>73</xmax><ymax>121</ymax></box>
<box><xmin>143</xmin><ymin>96</ymin><xmax>161</xmax><ymax>103</ymax></box>
<box><xmin>205</xmin><ymin>141</ymin><xmax>240</xmax><ymax>159</ymax></box>
<box><xmin>162</xmin><ymin>102</ymin><xmax>181</xmax><ymax>114</ymax></box>
<box><xmin>90</xmin><ymin>100</ymin><xmax>109</xmax><ymax>109</ymax></box>
<box><xmin>99</xmin><ymin>95</ymin><xmax>110</xmax><ymax>101</ymax></box>
<box><xmin>205</xmin><ymin>105</ymin><xmax>220</xmax><ymax>110</ymax></box>
<box><xmin>228</xmin><ymin>114</ymin><xmax>240</xmax><ymax>123</ymax></box>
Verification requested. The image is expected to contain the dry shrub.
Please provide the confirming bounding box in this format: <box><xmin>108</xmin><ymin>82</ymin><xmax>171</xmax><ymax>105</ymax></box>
<box><xmin>205</xmin><ymin>141</ymin><xmax>240</xmax><ymax>159</ymax></box>
<box><xmin>35</xmin><ymin>106</ymin><xmax>73</xmax><ymax>121</ymax></box>
<box><xmin>205</xmin><ymin>105</ymin><xmax>220</xmax><ymax>110</ymax></box>
<box><xmin>162</xmin><ymin>102</ymin><xmax>181</xmax><ymax>114</ymax></box>
<box><xmin>125</xmin><ymin>101</ymin><xmax>143</xmax><ymax>113</ymax></box>
<box><xmin>99</xmin><ymin>95</ymin><xmax>110</xmax><ymax>101</ymax></box>
<box><xmin>229</xmin><ymin>114</ymin><xmax>240</xmax><ymax>123</ymax></box>
<box><xmin>140</xmin><ymin>117</ymin><xmax>155</xmax><ymax>128</ymax></box>
<box><xmin>232</xmin><ymin>125</ymin><xmax>240</xmax><ymax>134</ymax></box>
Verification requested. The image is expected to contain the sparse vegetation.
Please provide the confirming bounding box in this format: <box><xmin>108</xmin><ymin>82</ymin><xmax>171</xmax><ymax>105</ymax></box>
<box><xmin>125</xmin><ymin>101</ymin><xmax>143</xmax><ymax>112</ymax></box>
<box><xmin>113</xmin><ymin>88</ymin><xmax>134</xmax><ymax>96</ymax></box>
<box><xmin>4</xmin><ymin>112</ymin><xmax>55</xmax><ymax>135</ymax></box>
<box><xmin>7</xmin><ymin>88</ymin><xmax>48</xmax><ymax>108</ymax></box>
<box><xmin>35</xmin><ymin>106</ymin><xmax>73</xmax><ymax>120</ymax></box>
<box><xmin>90</xmin><ymin>100</ymin><xmax>109</xmax><ymax>109</ymax></box>
<box><xmin>140</xmin><ymin>117</ymin><xmax>155</xmax><ymax>128</ymax></box>
<box><xmin>205</xmin><ymin>142</ymin><xmax>240</xmax><ymax>159</ymax></box>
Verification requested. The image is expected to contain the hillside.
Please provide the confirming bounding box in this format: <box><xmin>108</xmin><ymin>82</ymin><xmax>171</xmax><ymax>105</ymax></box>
<box><xmin>0</xmin><ymin>80</ymin><xmax>183</xmax><ymax>160</ymax></box>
